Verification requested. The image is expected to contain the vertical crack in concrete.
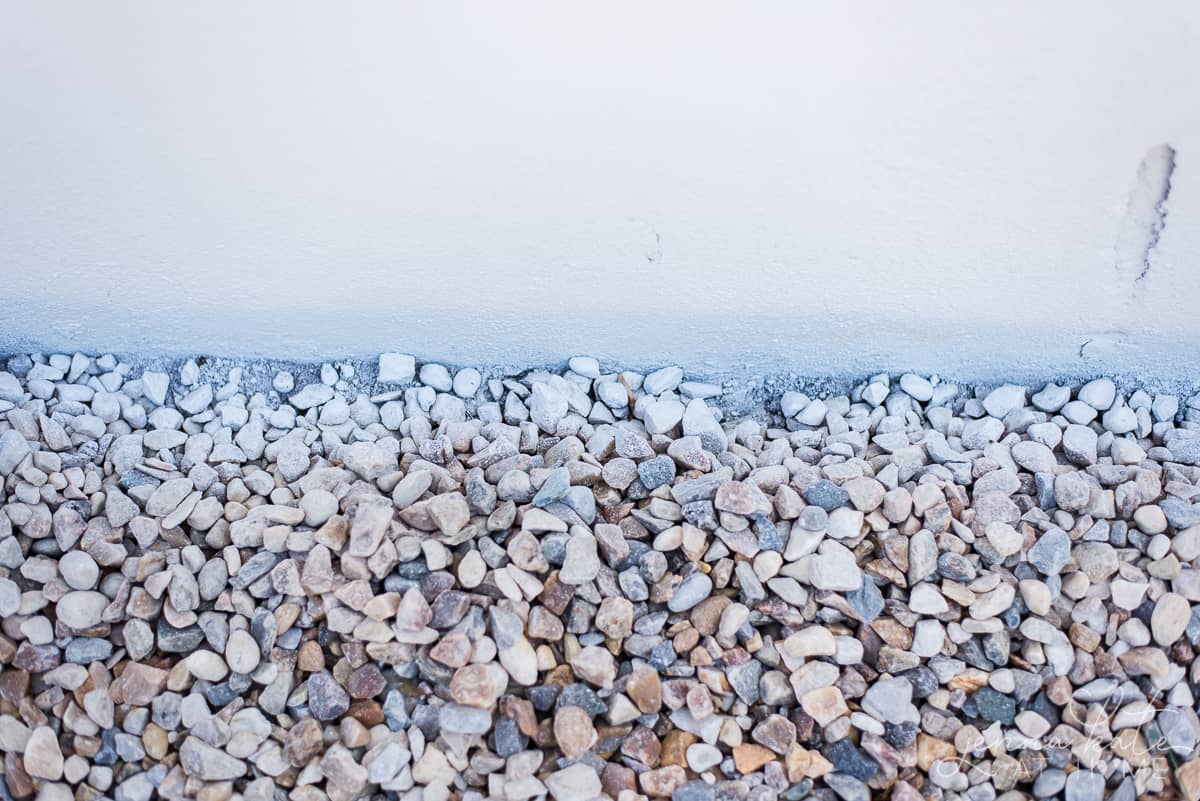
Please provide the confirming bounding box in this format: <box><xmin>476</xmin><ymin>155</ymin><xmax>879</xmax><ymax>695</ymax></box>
<box><xmin>1115</xmin><ymin>143</ymin><xmax>1176</xmax><ymax>285</ymax></box>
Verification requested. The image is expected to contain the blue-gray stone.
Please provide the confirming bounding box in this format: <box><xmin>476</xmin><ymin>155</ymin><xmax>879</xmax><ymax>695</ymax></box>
<box><xmin>823</xmin><ymin>739</ymin><xmax>878</xmax><ymax>781</ymax></box>
<box><xmin>1109</xmin><ymin>777</ymin><xmax>1135</xmax><ymax>801</ymax></box>
<box><xmin>229</xmin><ymin>672</ymin><xmax>253</xmax><ymax>693</ymax></box>
<box><xmin>94</xmin><ymin>729</ymin><xmax>119</xmax><ymax>766</ymax></box>
<box><xmin>780</xmin><ymin>780</ymin><xmax>812</xmax><ymax>801</ymax></box>
<box><xmin>1000</xmin><ymin>603</ymin><xmax>1022</xmax><ymax>630</ymax></box>
<box><xmin>649</xmin><ymin>639</ymin><xmax>677</xmax><ymax>670</ymax></box>
<box><xmin>883</xmin><ymin>721</ymin><xmax>917</xmax><ymax>748</ymax></box>
<box><xmin>307</xmin><ymin>671</ymin><xmax>350</xmax><ymax>721</ymax></box>
<box><xmin>982</xmin><ymin>631</ymin><xmax>1010</xmax><ymax>664</ymax></box>
<box><xmin>384</xmin><ymin>690</ymin><xmax>410</xmax><ymax>730</ymax></box>
<box><xmin>823</xmin><ymin>774</ymin><xmax>868</xmax><ymax>801</ymax></box>
<box><xmin>411</xmin><ymin>704</ymin><xmax>441</xmax><ymax>739</ymax></box>
<box><xmin>533</xmin><ymin>467</ymin><xmax>571</xmax><ymax>507</ymax></box>
<box><xmin>846</xmin><ymin>580</ymin><xmax>884</xmax><ymax>623</ymax></box>
<box><xmin>395</xmin><ymin>563</ymin><xmax>430</xmax><ymax>584</ymax></box>
<box><xmin>681</xmin><ymin>500</ymin><xmax>717</xmax><ymax>529</ymax></box>
<box><xmin>669</xmin><ymin>572</ymin><xmax>713</xmax><ymax>612</ymax></box>
<box><xmin>528</xmin><ymin>685</ymin><xmax>560</xmax><ymax>712</ymax></box>
<box><xmin>251</xmin><ymin>607</ymin><xmax>277</xmax><ymax>654</ymax></box>
<box><xmin>973</xmin><ymin>687</ymin><xmax>1016</xmax><ymax>725</ymax></box>
<box><xmin>937</xmin><ymin>551</ymin><xmax>976</xmax><ymax>581</ymax></box>
<box><xmin>958</xmin><ymin>638</ymin><xmax>994</xmax><ymax>670</ymax></box>
<box><xmin>674</xmin><ymin>781</ymin><xmax>716</xmax><ymax>801</ymax></box>
<box><xmin>1035</xmin><ymin>472</ymin><xmax>1056</xmax><ymax>510</ymax></box>
<box><xmin>120</xmin><ymin>469</ymin><xmax>159</xmax><ymax>489</ymax></box>
<box><xmin>798</xmin><ymin>505</ymin><xmax>828</xmax><ymax>531</ymax></box>
<box><xmin>638</xmin><ymin>456</ymin><xmax>677</xmax><ymax>490</ymax></box>
<box><xmin>65</xmin><ymin>637</ymin><xmax>113</xmax><ymax>664</ymax></box>
<box><xmin>1161</xmin><ymin>498</ymin><xmax>1200</xmax><ymax>529</ymax></box>
<box><xmin>156</xmin><ymin>620</ymin><xmax>204</xmax><ymax>653</ymax></box>
<box><xmin>276</xmin><ymin>627</ymin><xmax>302</xmax><ymax>649</ymax></box>
<box><xmin>205</xmin><ymin>683</ymin><xmax>239</xmax><ymax>707</ymax></box>
<box><xmin>1064</xmin><ymin>770</ymin><xmax>1104</xmax><ymax>801</ymax></box>
<box><xmin>1029</xmin><ymin>528</ymin><xmax>1070</xmax><ymax>575</ymax></box>
<box><xmin>726</xmin><ymin>659</ymin><xmax>762</xmax><ymax>705</ymax></box>
<box><xmin>802</xmin><ymin>480</ymin><xmax>849</xmax><ymax>511</ymax></box>
<box><xmin>735</xmin><ymin>562</ymin><xmax>766</xmax><ymax>604</ymax></box>
<box><xmin>1166</xmin><ymin>431</ymin><xmax>1200</xmax><ymax>465</ymax></box>
<box><xmin>493</xmin><ymin>715</ymin><xmax>526</xmax><ymax>758</ymax></box>
<box><xmin>563</xmin><ymin>486</ymin><xmax>596</xmax><ymax>524</ymax></box>
<box><xmin>1157</xmin><ymin>707</ymin><xmax>1198</xmax><ymax>756</ymax></box>
<box><xmin>114</xmin><ymin>731</ymin><xmax>145</xmax><ymax>761</ymax></box>
<box><xmin>541</xmin><ymin>534</ymin><xmax>569</xmax><ymax>565</ymax></box>
<box><xmin>1187</xmin><ymin>607</ymin><xmax>1200</xmax><ymax>644</ymax></box>
<box><xmin>900</xmin><ymin>666</ymin><xmax>937</xmax><ymax>699</ymax></box>
<box><xmin>556</xmin><ymin>684</ymin><xmax>607</xmax><ymax>716</ymax></box>
<box><xmin>229</xmin><ymin>551</ymin><xmax>278</xmax><ymax>589</ymax></box>
<box><xmin>1032</xmin><ymin>769</ymin><xmax>1066</xmax><ymax>798</ymax></box>
<box><xmin>619</xmin><ymin>569</ymin><xmax>650</xmax><ymax>602</ymax></box>
<box><xmin>753</xmin><ymin>516</ymin><xmax>784</xmax><ymax>552</ymax></box>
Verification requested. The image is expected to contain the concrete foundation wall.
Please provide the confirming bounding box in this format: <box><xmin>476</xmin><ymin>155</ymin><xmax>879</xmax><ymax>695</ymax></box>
<box><xmin>2</xmin><ymin>2</ymin><xmax>1199</xmax><ymax>381</ymax></box>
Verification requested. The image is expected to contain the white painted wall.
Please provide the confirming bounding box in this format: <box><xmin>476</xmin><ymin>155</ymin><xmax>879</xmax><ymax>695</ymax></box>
<box><xmin>2</xmin><ymin>2</ymin><xmax>1199</xmax><ymax>381</ymax></box>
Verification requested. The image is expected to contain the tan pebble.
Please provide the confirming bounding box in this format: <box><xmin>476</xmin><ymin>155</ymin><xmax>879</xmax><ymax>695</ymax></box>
<box><xmin>732</xmin><ymin>743</ymin><xmax>776</xmax><ymax>774</ymax></box>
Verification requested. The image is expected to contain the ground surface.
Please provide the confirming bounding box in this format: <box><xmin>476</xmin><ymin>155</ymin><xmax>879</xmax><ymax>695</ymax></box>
<box><xmin>1</xmin><ymin>352</ymin><xmax>1199</xmax><ymax>801</ymax></box>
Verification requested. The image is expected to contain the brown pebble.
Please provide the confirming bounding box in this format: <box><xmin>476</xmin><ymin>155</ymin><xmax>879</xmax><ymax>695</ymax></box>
<box><xmin>298</xmin><ymin>640</ymin><xmax>326</xmax><ymax>672</ymax></box>
<box><xmin>733</xmin><ymin>743</ymin><xmax>777</xmax><ymax>774</ymax></box>
<box><xmin>285</xmin><ymin>719</ymin><xmax>325</xmax><ymax>767</ymax></box>
<box><xmin>0</xmin><ymin>670</ymin><xmax>29</xmax><ymax>707</ymax></box>
<box><xmin>690</xmin><ymin>596</ymin><xmax>731</xmax><ymax>636</ymax></box>
<box><xmin>625</xmin><ymin>666</ymin><xmax>662</xmax><ymax>713</ymax></box>
<box><xmin>1045</xmin><ymin>676</ymin><xmax>1074</xmax><ymax>705</ymax></box>
<box><xmin>340</xmin><ymin>717</ymin><xmax>371</xmax><ymax>748</ymax></box>
<box><xmin>501</xmin><ymin>696</ymin><xmax>539</xmax><ymax>737</ymax></box>
<box><xmin>916</xmin><ymin>734</ymin><xmax>956</xmax><ymax>771</ymax></box>
<box><xmin>429</xmin><ymin>630</ymin><xmax>473</xmax><ymax>667</ymax></box>
<box><xmin>143</xmin><ymin>723</ymin><xmax>169</xmax><ymax>761</ymax></box>
<box><xmin>659</xmin><ymin>730</ymin><xmax>696</xmax><ymax>768</ymax></box>
<box><xmin>638</xmin><ymin>765</ymin><xmax>687</xmax><ymax>797</ymax></box>
<box><xmin>528</xmin><ymin>606</ymin><xmax>566</xmax><ymax>640</ymax></box>
<box><xmin>673</xmin><ymin>627</ymin><xmax>700</xmax><ymax>654</ymax></box>
<box><xmin>110</xmin><ymin>662</ymin><xmax>168</xmax><ymax>706</ymax></box>
<box><xmin>347</xmin><ymin>699</ymin><xmax>383</xmax><ymax>727</ymax></box>
<box><xmin>4</xmin><ymin>752</ymin><xmax>34</xmax><ymax>799</ymax></box>
<box><xmin>450</xmin><ymin>664</ymin><xmax>506</xmax><ymax>709</ymax></box>
<box><xmin>539</xmin><ymin>572</ymin><xmax>575</xmax><ymax>616</ymax></box>
<box><xmin>601</xmin><ymin>763</ymin><xmax>637</xmax><ymax>797</ymax></box>
<box><xmin>554</xmin><ymin>706</ymin><xmax>598</xmax><ymax>759</ymax></box>
<box><xmin>620</xmin><ymin>724</ymin><xmax>661</xmax><ymax>767</ymax></box>
<box><xmin>752</xmin><ymin>713</ymin><xmax>796</xmax><ymax>755</ymax></box>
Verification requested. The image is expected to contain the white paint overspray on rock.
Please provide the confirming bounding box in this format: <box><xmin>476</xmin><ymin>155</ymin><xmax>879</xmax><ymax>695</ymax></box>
<box><xmin>2</xmin><ymin>3</ymin><xmax>1200</xmax><ymax>382</ymax></box>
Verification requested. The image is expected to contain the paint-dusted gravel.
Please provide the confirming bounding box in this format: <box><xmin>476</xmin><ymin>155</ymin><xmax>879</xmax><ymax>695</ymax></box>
<box><xmin>1</xmin><ymin>352</ymin><xmax>1199</xmax><ymax>801</ymax></box>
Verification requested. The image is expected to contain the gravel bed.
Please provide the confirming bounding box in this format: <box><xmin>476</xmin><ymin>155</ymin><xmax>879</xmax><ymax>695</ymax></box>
<box><xmin>1</xmin><ymin>352</ymin><xmax>1199</xmax><ymax>801</ymax></box>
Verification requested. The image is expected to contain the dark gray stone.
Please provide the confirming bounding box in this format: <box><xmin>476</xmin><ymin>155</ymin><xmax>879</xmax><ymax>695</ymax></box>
<box><xmin>802</xmin><ymin>480</ymin><xmax>849</xmax><ymax>511</ymax></box>
<box><xmin>823</xmin><ymin>739</ymin><xmax>878</xmax><ymax>781</ymax></box>
<box><xmin>973</xmin><ymin>687</ymin><xmax>1016</xmax><ymax>725</ymax></box>
<box><xmin>156</xmin><ymin>620</ymin><xmax>204</xmax><ymax>653</ymax></box>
